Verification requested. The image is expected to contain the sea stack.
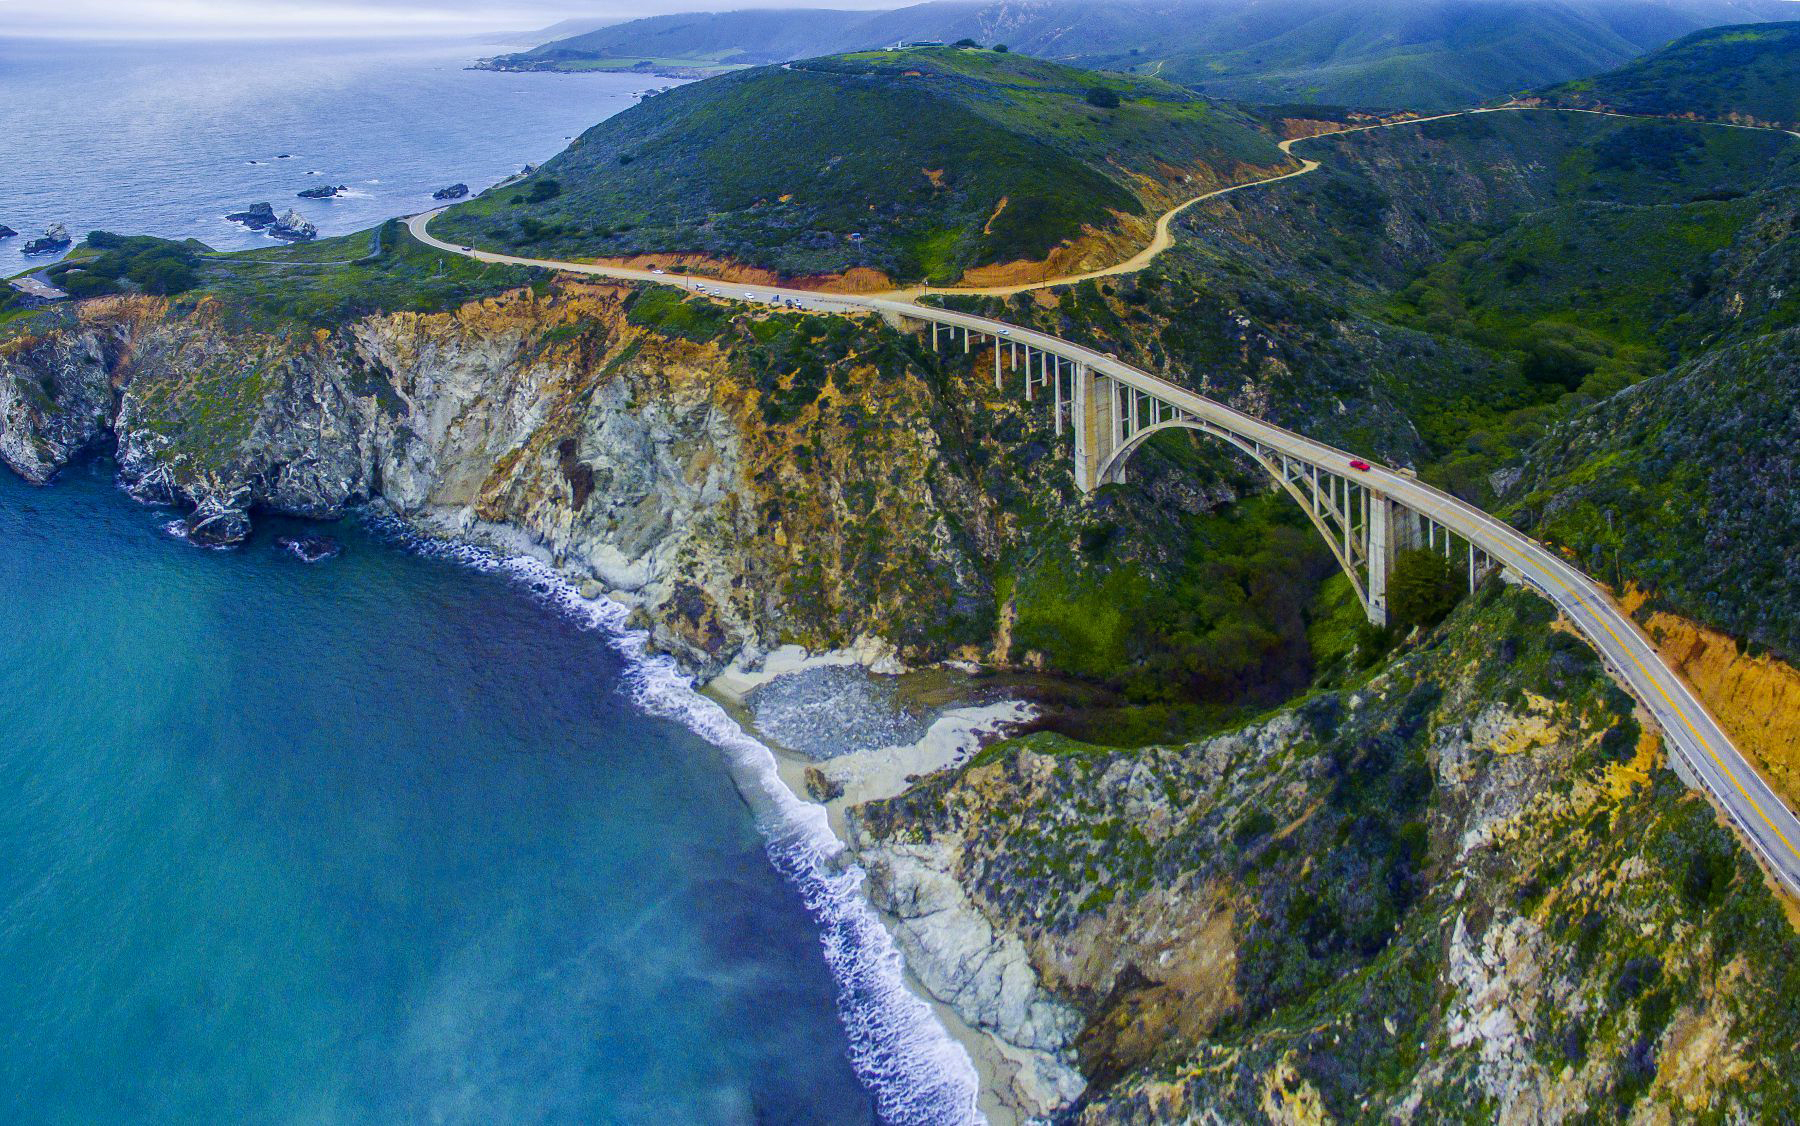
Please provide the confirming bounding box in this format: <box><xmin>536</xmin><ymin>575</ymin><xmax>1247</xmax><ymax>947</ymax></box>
<box><xmin>297</xmin><ymin>184</ymin><xmax>346</xmax><ymax>199</ymax></box>
<box><xmin>21</xmin><ymin>224</ymin><xmax>72</xmax><ymax>255</ymax></box>
<box><xmin>432</xmin><ymin>183</ymin><xmax>469</xmax><ymax>201</ymax></box>
<box><xmin>226</xmin><ymin>202</ymin><xmax>277</xmax><ymax>229</ymax></box>
<box><xmin>269</xmin><ymin>209</ymin><xmax>317</xmax><ymax>242</ymax></box>
<box><xmin>0</xmin><ymin>225</ymin><xmax>16</xmax><ymax>240</ymax></box>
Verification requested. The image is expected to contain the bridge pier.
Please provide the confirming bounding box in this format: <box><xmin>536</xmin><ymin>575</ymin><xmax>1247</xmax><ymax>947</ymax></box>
<box><xmin>1073</xmin><ymin>364</ymin><xmax>1114</xmax><ymax>492</ymax></box>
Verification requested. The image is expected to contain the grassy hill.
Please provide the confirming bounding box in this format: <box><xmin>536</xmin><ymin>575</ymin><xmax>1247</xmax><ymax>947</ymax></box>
<box><xmin>1535</xmin><ymin>21</ymin><xmax>1800</xmax><ymax>129</ymax></box>
<box><xmin>481</xmin><ymin>0</ymin><xmax>1794</xmax><ymax>110</ymax></box>
<box><xmin>435</xmin><ymin>48</ymin><xmax>1290</xmax><ymax>284</ymax></box>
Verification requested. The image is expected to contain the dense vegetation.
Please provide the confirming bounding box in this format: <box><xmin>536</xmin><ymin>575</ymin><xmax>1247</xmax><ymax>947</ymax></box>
<box><xmin>1511</xmin><ymin>329</ymin><xmax>1800</xmax><ymax>662</ymax></box>
<box><xmin>488</xmin><ymin>0</ymin><xmax>1793</xmax><ymax>110</ymax></box>
<box><xmin>436</xmin><ymin>47</ymin><xmax>1287</xmax><ymax>282</ymax></box>
<box><xmin>1537</xmin><ymin>21</ymin><xmax>1800</xmax><ymax>129</ymax></box>
<box><xmin>36</xmin><ymin>232</ymin><xmax>204</xmax><ymax>299</ymax></box>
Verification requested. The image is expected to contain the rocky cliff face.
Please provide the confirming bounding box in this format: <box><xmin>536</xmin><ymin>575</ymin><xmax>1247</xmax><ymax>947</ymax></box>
<box><xmin>0</xmin><ymin>286</ymin><xmax>980</xmax><ymax>669</ymax></box>
<box><xmin>3</xmin><ymin>267</ymin><xmax>1350</xmax><ymax>702</ymax></box>
<box><xmin>852</xmin><ymin>585</ymin><xmax>1800</xmax><ymax>1121</ymax></box>
<box><xmin>3</xmin><ymin>282</ymin><xmax>1284</xmax><ymax>681</ymax></box>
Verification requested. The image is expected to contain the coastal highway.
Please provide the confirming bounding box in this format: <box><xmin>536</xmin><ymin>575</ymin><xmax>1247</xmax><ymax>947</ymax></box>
<box><xmin>405</xmin><ymin>108</ymin><xmax>1800</xmax><ymax>897</ymax></box>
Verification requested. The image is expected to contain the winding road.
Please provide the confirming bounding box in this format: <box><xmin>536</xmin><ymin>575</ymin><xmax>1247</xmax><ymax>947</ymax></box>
<box><xmin>407</xmin><ymin>106</ymin><xmax>1800</xmax><ymax>898</ymax></box>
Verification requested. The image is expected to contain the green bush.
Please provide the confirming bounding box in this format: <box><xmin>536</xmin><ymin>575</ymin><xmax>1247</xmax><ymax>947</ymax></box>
<box><xmin>46</xmin><ymin>232</ymin><xmax>201</xmax><ymax>298</ymax></box>
<box><xmin>1387</xmin><ymin>548</ymin><xmax>1462</xmax><ymax>633</ymax></box>
<box><xmin>1086</xmin><ymin>86</ymin><xmax>1121</xmax><ymax>109</ymax></box>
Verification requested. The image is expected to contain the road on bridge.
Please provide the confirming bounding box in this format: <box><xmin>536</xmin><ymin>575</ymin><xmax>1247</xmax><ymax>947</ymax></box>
<box><xmin>405</xmin><ymin>108</ymin><xmax>1800</xmax><ymax>897</ymax></box>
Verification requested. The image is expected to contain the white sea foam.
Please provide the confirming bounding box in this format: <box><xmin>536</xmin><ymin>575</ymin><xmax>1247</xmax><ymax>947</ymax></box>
<box><xmin>372</xmin><ymin>516</ymin><xmax>986</xmax><ymax>1125</ymax></box>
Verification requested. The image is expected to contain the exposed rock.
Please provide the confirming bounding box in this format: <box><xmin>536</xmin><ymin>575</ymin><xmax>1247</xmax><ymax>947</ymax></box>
<box><xmin>296</xmin><ymin>184</ymin><xmax>346</xmax><ymax>199</ymax></box>
<box><xmin>0</xmin><ymin>225</ymin><xmax>16</xmax><ymax>239</ymax></box>
<box><xmin>579</xmin><ymin>579</ymin><xmax>604</xmax><ymax>600</ymax></box>
<box><xmin>269</xmin><ymin>209</ymin><xmax>317</xmax><ymax>242</ymax></box>
<box><xmin>276</xmin><ymin>534</ymin><xmax>342</xmax><ymax>562</ymax></box>
<box><xmin>804</xmin><ymin>765</ymin><xmax>844</xmax><ymax>802</ymax></box>
<box><xmin>21</xmin><ymin>223</ymin><xmax>71</xmax><ymax>255</ymax></box>
<box><xmin>0</xmin><ymin>285</ymin><xmax>1026</xmax><ymax>675</ymax></box>
<box><xmin>433</xmin><ymin>183</ymin><xmax>470</xmax><ymax>201</ymax></box>
<box><xmin>851</xmin><ymin>829</ymin><xmax>1089</xmax><ymax>1117</ymax></box>
<box><xmin>225</xmin><ymin>202</ymin><xmax>277</xmax><ymax>229</ymax></box>
<box><xmin>183</xmin><ymin>492</ymin><xmax>252</xmax><ymax>546</ymax></box>
<box><xmin>0</xmin><ymin>325</ymin><xmax>114</xmax><ymax>482</ymax></box>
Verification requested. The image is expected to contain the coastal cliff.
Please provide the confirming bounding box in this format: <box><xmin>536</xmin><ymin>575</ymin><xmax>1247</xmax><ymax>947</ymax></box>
<box><xmin>1</xmin><ymin>280</ymin><xmax>1315</xmax><ymax>688</ymax></box>
<box><xmin>2</xmin><ymin>285</ymin><xmax>980</xmax><ymax>669</ymax></box>
<box><xmin>852</xmin><ymin>586</ymin><xmax>1800</xmax><ymax>1121</ymax></box>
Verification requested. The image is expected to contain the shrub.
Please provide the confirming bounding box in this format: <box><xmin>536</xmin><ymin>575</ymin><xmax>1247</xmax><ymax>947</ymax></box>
<box><xmin>525</xmin><ymin>178</ymin><xmax>562</xmax><ymax>203</ymax></box>
<box><xmin>1086</xmin><ymin>87</ymin><xmax>1121</xmax><ymax>109</ymax></box>
<box><xmin>1235</xmin><ymin>809</ymin><xmax>1278</xmax><ymax>845</ymax></box>
<box><xmin>1387</xmin><ymin>548</ymin><xmax>1462</xmax><ymax>632</ymax></box>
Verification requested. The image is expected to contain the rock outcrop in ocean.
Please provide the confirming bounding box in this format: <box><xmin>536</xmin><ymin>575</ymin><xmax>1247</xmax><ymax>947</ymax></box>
<box><xmin>21</xmin><ymin>224</ymin><xmax>71</xmax><ymax>255</ymax></box>
<box><xmin>225</xmin><ymin>202</ymin><xmax>277</xmax><ymax>229</ymax></box>
<box><xmin>433</xmin><ymin>183</ymin><xmax>469</xmax><ymax>200</ymax></box>
<box><xmin>269</xmin><ymin>209</ymin><xmax>317</xmax><ymax>241</ymax></box>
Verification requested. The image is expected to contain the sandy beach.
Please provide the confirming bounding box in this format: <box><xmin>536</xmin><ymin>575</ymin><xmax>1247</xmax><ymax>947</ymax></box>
<box><xmin>705</xmin><ymin>644</ymin><xmax>1040</xmax><ymax>1125</ymax></box>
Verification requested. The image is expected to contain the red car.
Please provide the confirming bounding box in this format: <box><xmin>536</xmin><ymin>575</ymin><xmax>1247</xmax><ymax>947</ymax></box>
<box><xmin>1349</xmin><ymin>459</ymin><xmax>1372</xmax><ymax>471</ymax></box>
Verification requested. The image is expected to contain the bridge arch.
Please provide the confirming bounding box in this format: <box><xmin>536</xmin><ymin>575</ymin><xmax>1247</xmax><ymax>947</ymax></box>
<box><xmin>1097</xmin><ymin>418</ymin><xmax>1372</xmax><ymax>611</ymax></box>
<box><xmin>908</xmin><ymin>315</ymin><xmax>1495</xmax><ymax>629</ymax></box>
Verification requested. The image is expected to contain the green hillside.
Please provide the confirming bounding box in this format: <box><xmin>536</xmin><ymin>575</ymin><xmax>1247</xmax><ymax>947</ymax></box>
<box><xmin>435</xmin><ymin>48</ymin><xmax>1289</xmax><ymax>283</ymax></box>
<box><xmin>1537</xmin><ymin>21</ymin><xmax>1800</xmax><ymax>129</ymax></box>
<box><xmin>482</xmin><ymin>0</ymin><xmax>1794</xmax><ymax>110</ymax></box>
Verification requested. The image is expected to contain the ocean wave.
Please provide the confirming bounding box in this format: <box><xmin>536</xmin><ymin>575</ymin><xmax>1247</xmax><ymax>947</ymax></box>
<box><xmin>368</xmin><ymin>515</ymin><xmax>985</xmax><ymax>1125</ymax></box>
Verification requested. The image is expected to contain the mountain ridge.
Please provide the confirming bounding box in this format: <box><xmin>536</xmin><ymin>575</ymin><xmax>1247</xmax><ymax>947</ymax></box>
<box><xmin>480</xmin><ymin>0</ymin><xmax>1798</xmax><ymax>109</ymax></box>
<box><xmin>1533</xmin><ymin>20</ymin><xmax>1800</xmax><ymax>129</ymax></box>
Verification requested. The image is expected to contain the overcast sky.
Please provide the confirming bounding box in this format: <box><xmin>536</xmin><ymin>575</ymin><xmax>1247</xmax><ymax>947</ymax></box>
<box><xmin>0</xmin><ymin>0</ymin><xmax>903</xmax><ymax>39</ymax></box>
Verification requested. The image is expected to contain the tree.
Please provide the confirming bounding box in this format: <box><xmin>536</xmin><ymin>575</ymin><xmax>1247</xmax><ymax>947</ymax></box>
<box><xmin>1086</xmin><ymin>86</ymin><xmax>1121</xmax><ymax>109</ymax></box>
<box><xmin>993</xmin><ymin>43</ymin><xmax>1009</xmax><ymax>52</ymax></box>
<box><xmin>1387</xmin><ymin>548</ymin><xmax>1463</xmax><ymax>632</ymax></box>
<box><xmin>953</xmin><ymin>37</ymin><xmax>980</xmax><ymax>47</ymax></box>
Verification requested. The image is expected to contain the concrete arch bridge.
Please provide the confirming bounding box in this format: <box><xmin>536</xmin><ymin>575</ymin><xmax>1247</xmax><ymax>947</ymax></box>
<box><xmin>904</xmin><ymin>309</ymin><xmax>1491</xmax><ymax>630</ymax></box>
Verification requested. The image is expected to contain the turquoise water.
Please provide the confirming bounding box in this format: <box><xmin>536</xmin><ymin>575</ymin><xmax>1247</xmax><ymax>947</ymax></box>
<box><xmin>0</xmin><ymin>460</ymin><xmax>888</xmax><ymax>1122</ymax></box>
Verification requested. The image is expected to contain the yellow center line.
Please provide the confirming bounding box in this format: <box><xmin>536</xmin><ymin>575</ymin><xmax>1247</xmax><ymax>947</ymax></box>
<box><xmin>1448</xmin><ymin>511</ymin><xmax>1800</xmax><ymax>864</ymax></box>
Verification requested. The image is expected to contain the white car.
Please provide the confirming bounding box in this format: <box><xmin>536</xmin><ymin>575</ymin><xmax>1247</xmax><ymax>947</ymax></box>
<box><xmin>651</xmin><ymin>267</ymin><xmax>665</xmax><ymax>275</ymax></box>
<box><xmin>746</xmin><ymin>291</ymin><xmax>757</xmax><ymax>299</ymax></box>
<box><xmin>999</xmin><ymin>329</ymin><xmax>1011</xmax><ymax>336</ymax></box>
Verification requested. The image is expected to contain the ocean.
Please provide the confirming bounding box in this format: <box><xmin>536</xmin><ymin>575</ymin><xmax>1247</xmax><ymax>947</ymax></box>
<box><xmin>0</xmin><ymin>36</ymin><xmax>647</xmax><ymax>273</ymax></box>
<box><xmin>0</xmin><ymin>36</ymin><xmax>981</xmax><ymax>1125</ymax></box>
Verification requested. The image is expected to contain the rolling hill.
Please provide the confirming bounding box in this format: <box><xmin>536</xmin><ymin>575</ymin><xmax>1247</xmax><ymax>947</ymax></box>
<box><xmin>434</xmin><ymin>47</ymin><xmax>1292</xmax><ymax>285</ymax></box>
<box><xmin>1534</xmin><ymin>21</ymin><xmax>1800</xmax><ymax>128</ymax></box>
<box><xmin>479</xmin><ymin>0</ymin><xmax>1795</xmax><ymax>110</ymax></box>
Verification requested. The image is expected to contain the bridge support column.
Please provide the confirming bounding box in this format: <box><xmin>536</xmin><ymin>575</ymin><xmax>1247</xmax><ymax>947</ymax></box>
<box><xmin>1365</xmin><ymin>493</ymin><xmax>1399</xmax><ymax>628</ymax></box>
<box><xmin>1073</xmin><ymin>364</ymin><xmax>1110</xmax><ymax>492</ymax></box>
